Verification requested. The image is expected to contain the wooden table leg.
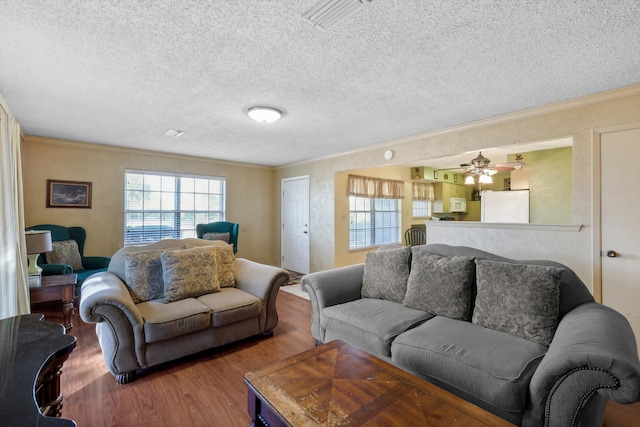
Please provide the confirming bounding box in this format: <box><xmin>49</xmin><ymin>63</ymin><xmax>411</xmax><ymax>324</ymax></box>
<box><xmin>62</xmin><ymin>300</ymin><xmax>73</xmax><ymax>330</ymax></box>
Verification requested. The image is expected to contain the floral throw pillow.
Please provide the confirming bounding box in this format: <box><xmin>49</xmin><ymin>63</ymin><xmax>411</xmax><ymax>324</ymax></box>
<box><xmin>46</xmin><ymin>239</ymin><xmax>83</xmax><ymax>271</ymax></box>
<box><xmin>124</xmin><ymin>249</ymin><xmax>167</xmax><ymax>303</ymax></box>
<box><xmin>361</xmin><ymin>246</ymin><xmax>411</xmax><ymax>303</ymax></box>
<box><xmin>403</xmin><ymin>252</ymin><xmax>475</xmax><ymax>321</ymax></box>
<box><xmin>214</xmin><ymin>244</ymin><xmax>236</xmax><ymax>288</ymax></box>
<box><xmin>161</xmin><ymin>246</ymin><xmax>221</xmax><ymax>303</ymax></box>
<box><xmin>472</xmin><ymin>259</ymin><xmax>563</xmax><ymax>346</ymax></box>
<box><xmin>202</xmin><ymin>232</ymin><xmax>230</xmax><ymax>243</ymax></box>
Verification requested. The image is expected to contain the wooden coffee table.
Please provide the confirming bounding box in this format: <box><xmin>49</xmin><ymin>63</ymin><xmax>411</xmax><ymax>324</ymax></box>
<box><xmin>29</xmin><ymin>274</ymin><xmax>77</xmax><ymax>330</ymax></box>
<box><xmin>245</xmin><ymin>340</ymin><xmax>514</xmax><ymax>426</ymax></box>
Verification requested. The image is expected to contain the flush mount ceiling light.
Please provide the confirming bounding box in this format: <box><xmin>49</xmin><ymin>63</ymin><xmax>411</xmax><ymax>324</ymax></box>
<box><xmin>247</xmin><ymin>106</ymin><xmax>282</xmax><ymax>123</ymax></box>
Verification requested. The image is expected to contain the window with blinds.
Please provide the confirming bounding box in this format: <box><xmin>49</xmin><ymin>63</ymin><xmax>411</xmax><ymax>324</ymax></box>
<box><xmin>349</xmin><ymin>196</ymin><xmax>401</xmax><ymax>250</ymax></box>
<box><xmin>124</xmin><ymin>170</ymin><xmax>226</xmax><ymax>245</ymax></box>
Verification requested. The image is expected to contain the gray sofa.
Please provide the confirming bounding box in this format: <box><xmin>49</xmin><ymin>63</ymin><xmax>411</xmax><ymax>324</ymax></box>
<box><xmin>80</xmin><ymin>238</ymin><xmax>287</xmax><ymax>384</ymax></box>
<box><xmin>301</xmin><ymin>244</ymin><xmax>640</xmax><ymax>427</ymax></box>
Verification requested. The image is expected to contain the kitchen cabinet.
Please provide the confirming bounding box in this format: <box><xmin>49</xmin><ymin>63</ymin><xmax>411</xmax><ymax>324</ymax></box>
<box><xmin>433</xmin><ymin>183</ymin><xmax>468</xmax><ymax>213</ymax></box>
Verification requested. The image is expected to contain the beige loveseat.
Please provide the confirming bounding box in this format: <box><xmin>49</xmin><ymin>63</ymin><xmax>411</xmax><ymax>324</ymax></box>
<box><xmin>80</xmin><ymin>238</ymin><xmax>287</xmax><ymax>384</ymax></box>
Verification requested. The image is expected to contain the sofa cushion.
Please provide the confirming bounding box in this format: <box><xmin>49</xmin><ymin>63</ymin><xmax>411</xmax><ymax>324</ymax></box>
<box><xmin>46</xmin><ymin>239</ymin><xmax>83</xmax><ymax>271</ymax></box>
<box><xmin>198</xmin><ymin>288</ymin><xmax>261</xmax><ymax>327</ymax></box>
<box><xmin>361</xmin><ymin>246</ymin><xmax>411</xmax><ymax>303</ymax></box>
<box><xmin>391</xmin><ymin>316</ymin><xmax>547</xmax><ymax>414</ymax></box>
<box><xmin>137</xmin><ymin>298</ymin><xmax>212</xmax><ymax>343</ymax></box>
<box><xmin>162</xmin><ymin>246</ymin><xmax>221</xmax><ymax>303</ymax></box>
<box><xmin>403</xmin><ymin>252</ymin><xmax>475</xmax><ymax>321</ymax></box>
<box><xmin>124</xmin><ymin>249</ymin><xmax>166</xmax><ymax>303</ymax></box>
<box><xmin>214</xmin><ymin>244</ymin><xmax>236</xmax><ymax>288</ymax></box>
<box><xmin>472</xmin><ymin>259</ymin><xmax>563</xmax><ymax>346</ymax></box>
<box><xmin>202</xmin><ymin>232</ymin><xmax>230</xmax><ymax>243</ymax></box>
<box><xmin>321</xmin><ymin>298</ymin><xmax>432</xmax><ymax>357</ymax></box>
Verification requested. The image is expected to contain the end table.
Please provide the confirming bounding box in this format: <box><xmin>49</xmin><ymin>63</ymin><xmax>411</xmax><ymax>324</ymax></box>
<box><xmin>29</xmin><ymin>273</ymin><xmax>78</xmax><ymax>330</ymax></box>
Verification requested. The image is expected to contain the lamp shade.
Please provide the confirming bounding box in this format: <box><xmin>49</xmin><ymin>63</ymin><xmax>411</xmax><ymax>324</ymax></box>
<box><xmin>25</xmin><ymin>230</ymin><xmax>53</xmax><ymax>254</ymax></box>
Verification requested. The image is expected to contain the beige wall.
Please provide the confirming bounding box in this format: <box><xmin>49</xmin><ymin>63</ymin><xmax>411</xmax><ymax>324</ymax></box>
<box><xmin>275</xmin><ymin>85</ymin><xmax>640</xmax><ymax>294</ymax></box>
<box><xmin>22</xmin><ymin>137</ymin><xmax>276</xmax><ymax>265</ymax></box>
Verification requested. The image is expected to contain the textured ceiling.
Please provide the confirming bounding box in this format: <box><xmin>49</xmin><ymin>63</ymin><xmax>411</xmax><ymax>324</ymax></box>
<box><xmin>1</xmin><ymin>1</ymin><xmax>639</xmax><ymax>167</ymax></box>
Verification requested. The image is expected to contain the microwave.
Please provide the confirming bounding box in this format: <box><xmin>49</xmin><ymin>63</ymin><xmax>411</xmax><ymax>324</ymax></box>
<box><xmin>450</xmin><ymin>197</ymin><xmax>467</xmax><ymax>213</ymax></box>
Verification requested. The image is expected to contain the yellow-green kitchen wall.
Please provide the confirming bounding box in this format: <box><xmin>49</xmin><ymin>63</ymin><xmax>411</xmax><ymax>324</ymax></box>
<box><xmin>21</xmin><ymin>136</ymin><xmax>277</xmax><ymax>265</ymax></box>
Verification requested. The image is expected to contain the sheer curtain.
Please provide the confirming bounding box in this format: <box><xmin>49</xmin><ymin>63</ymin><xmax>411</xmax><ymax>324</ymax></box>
<box><xmin>0</xmin><ymin>104</ymin><xmax>29</xmax><ymax>319</ymax></box>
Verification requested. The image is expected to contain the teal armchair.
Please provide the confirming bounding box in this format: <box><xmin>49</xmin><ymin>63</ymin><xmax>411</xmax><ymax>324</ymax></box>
<box><xmin>196</xmin><ymin>221</ymin><xmax>239</xmax><ymax>253</ymax></box>
<box><xmin>25</xmin><ymin>224</ymin><xmax>111</xmax><ymax>297</ymax></box>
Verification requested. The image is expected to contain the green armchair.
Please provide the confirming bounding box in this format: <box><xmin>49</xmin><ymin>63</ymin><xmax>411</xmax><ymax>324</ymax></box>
<box><xmin>196</xmin><ymin>221</ymin><xmax>239</xmax><ymax>253</ymax></box>
<box><xmin>25</xmin><ymin>224</ymin><xmax>111</xmax><ymax>296</ymax></box>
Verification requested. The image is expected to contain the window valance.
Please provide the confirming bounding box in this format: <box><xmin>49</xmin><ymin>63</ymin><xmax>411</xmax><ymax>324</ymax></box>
<box><xmin>412</xmin><ymin>181</ymin><xmax>435</xmax><ymax>201</ymax></box>
<box><xmin>348</xmin><ymin>175</ymin><xmax>405</xmax><ymax>199</ymax></box>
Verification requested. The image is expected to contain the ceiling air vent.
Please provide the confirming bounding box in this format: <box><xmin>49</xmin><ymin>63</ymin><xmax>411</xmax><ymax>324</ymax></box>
<box><xmin>164</xmin><ymin>129</ymin><xmax>185</xmax><ymax>137</ymax></box>
<box><xmin>302</xmin><ymin>0</ymin><xmax>372</xmax><ymax>30</ymax></box>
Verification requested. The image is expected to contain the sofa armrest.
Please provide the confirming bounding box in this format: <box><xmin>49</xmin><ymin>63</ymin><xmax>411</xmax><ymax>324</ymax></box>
<box><xmin>524</xmin><ymin>302</ymin><xmax>640</xmax><ymax>427</ymax></box>
<box><xmin>79</xmin><ymin>272</ymin><xmax>146</xmax><ymax>376</ymax></box>
<box><xmin>300</xmin><ymin>263</ymin><xmax>365</xmax><ymax>343</ymax></box>
<box><xmin>233</xmin><ymin>258</ymin><xmax>288</xmax><ymax>332</ymax></box>
<box><xmin>82</xmin><ymin>255</ymin><xmax>111</xmax><ymax>269</ymax></box>
<box><xmin>41</xmin><ymin>263</ymin><xmax>73</xmax><ymax>275</ymax></box>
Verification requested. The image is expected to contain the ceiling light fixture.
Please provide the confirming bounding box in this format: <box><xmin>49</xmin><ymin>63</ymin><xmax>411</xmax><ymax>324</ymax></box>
<box><xmin>247</xmin><ymin>106</ymin><xmax>282</xmax><ymax>123</ymax></box>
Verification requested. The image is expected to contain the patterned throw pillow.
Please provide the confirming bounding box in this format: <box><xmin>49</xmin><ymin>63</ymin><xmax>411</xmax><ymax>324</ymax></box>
<box><xmin>202</xmin><ymin>232</ymin><xmax>230</xmax><ymax>243</ymax></box>
<box><xmin>161</xmin><ymin>246</ymin><xmax>221</xmax><ymax>303</ymax></box>
<box><xmin>361</xmin><ymin>246</ymin><xmax>411</xmax><ymax>303</ymax></box>
<box><xmin>403</xmin><ymin>252</ymin><xmax>475</xmax><ymax>320</ymax></box>
<box><xmin>472</xmin><ymin>259</ymin><xmax>563</xmax><ymax>346</ymax></box>
<box><xmin>124</xmin><ymin>249</ymin><xmax>167</xmax><ymax>303</ymax></box>
<box><xmin>215</xmin><ymin>244</ymin><xmax>236</xmax><ymax>288</ymax></box>
<box><xmin>45</xmin><ymin>240</ymin><xmax>83</xmax><ymax>271</ymax></box>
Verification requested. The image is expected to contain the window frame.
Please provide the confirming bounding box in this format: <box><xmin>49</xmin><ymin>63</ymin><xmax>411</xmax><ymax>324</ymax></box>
<box><xmin>124</xmin><ymin>169</ymin><xmax>226</xmax><ymax>245</ymax></box>
<box><xmin>349</xmin><ymin>195</ymin><xmax>402</xmax><ymax>250</ymax></box>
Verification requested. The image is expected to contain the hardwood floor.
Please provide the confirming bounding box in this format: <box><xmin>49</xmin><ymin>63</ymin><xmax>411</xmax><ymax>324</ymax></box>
<box><xmin>45</xmin><ymin>290</ymin><xmax>639</xmax><ymax>426</ymax></box>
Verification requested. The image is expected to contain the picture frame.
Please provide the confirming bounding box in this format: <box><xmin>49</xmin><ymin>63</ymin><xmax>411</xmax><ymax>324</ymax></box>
<box><xmin>47</xmin><ymin>179</ymin><xmax>92</xmax><ymax>208</ymax></box>
<box><xmin>454</xmin><ymin>174</ymin><xmax>458</xmax><ymax>183</ymax></box>
<box><xmin>433</xmin><ymin>170</ymin><xmax>438</xmax><ymax>180</ymax></box>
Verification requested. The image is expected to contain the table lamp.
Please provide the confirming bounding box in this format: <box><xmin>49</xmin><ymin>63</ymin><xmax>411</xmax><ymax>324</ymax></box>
<box><xmin>25</xmin><ymin>230</ymin><xmax>53</xmax><ymax>285</ymax></box>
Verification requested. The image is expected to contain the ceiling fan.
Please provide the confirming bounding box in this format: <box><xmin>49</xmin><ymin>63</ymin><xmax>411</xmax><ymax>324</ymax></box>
<box><xmin>459</xmin><ymin>152</ymin><xmax>525</xmax><ymax>174</ymax></box>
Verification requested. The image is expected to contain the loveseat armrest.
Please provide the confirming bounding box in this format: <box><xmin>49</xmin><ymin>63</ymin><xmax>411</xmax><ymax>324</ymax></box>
<box><xmin>79</xmin><ymin>272</ymin><xmax>146</xmax><ymax>377</ymax></box>
<box><xmin>82</xmin><ymin>255</ymin><xmax>111</xmax><ymax>270</ymax></box>
<box><xmin>300</xmin><ymin>263</ymin><xmax>365</xmax><ymax>343</ymax></box>
<box><xmin>233</xmin><ymin>258</ymin><xmax>288</xmax><ymax>332</ymax></box>
<box><xmin>524</xmin><ymin>302</ymin><xmax>640</xmax><ymax>427</ymax></box>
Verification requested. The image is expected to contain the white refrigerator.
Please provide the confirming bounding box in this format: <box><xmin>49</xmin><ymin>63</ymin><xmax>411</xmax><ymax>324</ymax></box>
<box><xmin>481</xmin><ymin>190</ymin><xmax>530</xmax><ymax>223</ymax></box>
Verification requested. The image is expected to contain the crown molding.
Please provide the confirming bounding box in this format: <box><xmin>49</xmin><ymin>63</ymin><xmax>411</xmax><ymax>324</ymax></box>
<box><xmin>278</xmin><ymin>83</ymin><xmax>640</xmax><ymax>170</ymax></box>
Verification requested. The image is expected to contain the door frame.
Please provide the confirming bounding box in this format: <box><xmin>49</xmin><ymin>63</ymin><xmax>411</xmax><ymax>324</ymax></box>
<box><xmin>281</xmin><ymin>175</ymin><xmax>310</xmax><ymax>273</ymax></box>
<box><xmin>592</xmin><ymin>121</ymin><xmax>640</xmax><ymax>302</ymax></box>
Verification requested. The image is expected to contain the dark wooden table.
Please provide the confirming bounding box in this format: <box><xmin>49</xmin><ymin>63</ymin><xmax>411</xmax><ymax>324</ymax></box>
<box><xmin>29</xmin><ymin>274</ymin><xmax>77</xmax><ymax>330</ymax></box>
<box><xmin>0</xmin><ymin>314</ymin><xmax>76</xmax><ymax>426</ymax></box>
<box><xmin>245</xmin><ymin>340</ymin><xmax>515</xmax><ymax>426</ymax></box>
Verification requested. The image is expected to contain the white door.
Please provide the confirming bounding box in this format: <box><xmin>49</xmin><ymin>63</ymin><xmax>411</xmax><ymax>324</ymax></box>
<box><xmin>282</xmin><ymin>176</ymin><xmax>310</xmax><ymax>274</ymax></box>
<box><xmin>601</xmin><ymin>128</ymin><xmax>640</xmax><ymax>354</ymax></box>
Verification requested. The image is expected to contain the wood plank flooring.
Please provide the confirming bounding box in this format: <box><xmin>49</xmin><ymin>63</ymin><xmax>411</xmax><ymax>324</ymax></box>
<box><xmin>45</xmin><ymin>290</ymin><xmax>639</xmax><ymax>426</ymax></box>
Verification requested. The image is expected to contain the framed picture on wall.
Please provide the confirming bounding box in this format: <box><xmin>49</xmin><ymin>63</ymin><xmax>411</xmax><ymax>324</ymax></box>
<box><xmin>47</xmin><ymin>179</ymin><xmax>92</xmax><ymax>208</ymax></box>
<box><xmin>454</xmin><ymin>174</ymin><xmax>458</xmax><ymax>183</ymax></box>
<box><xmin>433</xmin><ymin>170</ymin><xmax>438</xmax><ymax>179</ymax></box>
